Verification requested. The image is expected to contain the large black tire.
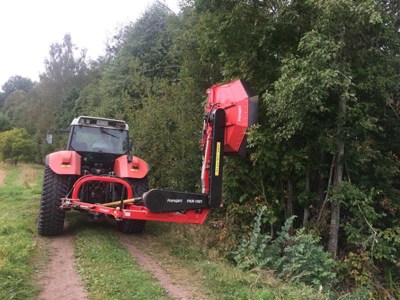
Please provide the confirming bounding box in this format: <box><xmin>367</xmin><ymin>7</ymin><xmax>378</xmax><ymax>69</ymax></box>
<box><xmin>38</xmin><ymin>167</ymin><xmax>71</xmax><ymax>236</ymax></box>
<box><xmin>117</xmin><ymin>177</ymin><xmax>148</xmax><ymax>234</ymax></box>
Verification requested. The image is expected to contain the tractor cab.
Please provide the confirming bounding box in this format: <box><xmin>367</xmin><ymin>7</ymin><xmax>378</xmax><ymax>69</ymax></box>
<box><xmin>67</xmin><ymin>116</ymin><xmax>129</xmax><ymax>154</ymax></box>
<box><xmin>67</xmin><ymin>116</ymin><xmax>131</xmax><ymax>175</ymax></box>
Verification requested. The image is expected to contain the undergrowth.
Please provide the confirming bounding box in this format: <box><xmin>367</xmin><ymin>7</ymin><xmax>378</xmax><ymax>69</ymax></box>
<box><xmin>233</xmin><ymin>209</ymin><xmax>337</xmax><ymax>289</ymax></box>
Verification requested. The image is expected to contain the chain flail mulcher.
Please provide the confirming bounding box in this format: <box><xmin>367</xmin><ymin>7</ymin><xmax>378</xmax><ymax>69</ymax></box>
<box><xmin>38</xmin><ymin>79</ymin><xmax>258</xmax><ymax>236</ymax></box>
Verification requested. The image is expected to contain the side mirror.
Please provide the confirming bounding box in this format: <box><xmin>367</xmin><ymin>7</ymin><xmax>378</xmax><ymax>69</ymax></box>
<box><xmin>46</xmin><ymin>133</ymin><xmax>53</xmax><ymax>144</ymax></box>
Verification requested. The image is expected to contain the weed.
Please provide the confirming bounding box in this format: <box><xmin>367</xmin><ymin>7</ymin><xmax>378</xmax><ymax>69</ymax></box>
<box><xmin>233</xmin><ymin>208</ymin><xmax>337</xmax><ymax>289</ymax></box>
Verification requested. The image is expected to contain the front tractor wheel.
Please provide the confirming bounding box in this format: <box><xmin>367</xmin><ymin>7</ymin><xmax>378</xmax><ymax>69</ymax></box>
<box><xmin>38</xmin><ymin>167</ymin><xmax>72</xmax><ymax>236</ymax></box>
<box><xmin>117</xmin><ymin>177</ymin><xmax>148</xmax><ymax>234</ymax></box>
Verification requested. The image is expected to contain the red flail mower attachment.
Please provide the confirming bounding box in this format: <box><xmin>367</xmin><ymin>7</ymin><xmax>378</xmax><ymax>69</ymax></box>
<box><xmin>62</xmin><ymin>80</ymin><xmax>258</xmax><ymax>224</ymax></box>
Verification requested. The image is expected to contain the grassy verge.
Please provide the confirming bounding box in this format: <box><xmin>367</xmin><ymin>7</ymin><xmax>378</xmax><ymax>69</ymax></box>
<box><xmin>130</xmin><ymin>221</ymin><xmax>328</xmax><ymax>300</ymax></box>
<box><xmin>70</xmin><ymin>215</ymin><xmax>171</xmax><ymax>300</ymax></box>
<box><xmin>0</xmin><ymin>163</ymin><xmax>43</xmax><ymax>299</ymax></box>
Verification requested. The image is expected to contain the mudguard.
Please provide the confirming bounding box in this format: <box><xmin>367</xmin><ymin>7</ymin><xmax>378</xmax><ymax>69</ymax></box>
<box><xmin>46</xmin><ymin>151</ymin><xmax>81</xmax><ymax>175</ymax></box>
<box><xmin>114</xmin><ymin>155</ymin><xmax>149</xmax><ymax>179</ymax></box>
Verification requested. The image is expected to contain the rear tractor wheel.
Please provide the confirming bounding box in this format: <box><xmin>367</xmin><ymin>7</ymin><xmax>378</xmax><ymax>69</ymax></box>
<box><xmin>38</xmin><ymin>167</ymin><xmax>72</xmax><ymax>236</ymax></box>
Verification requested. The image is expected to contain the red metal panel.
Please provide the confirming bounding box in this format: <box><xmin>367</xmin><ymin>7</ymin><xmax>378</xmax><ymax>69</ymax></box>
<box><xmin>114</xmin><ymin>155</ymin><xmax>149</xmax><ymax>178</ymax></box>
<box><xmin>47</xmin><ymin>151</ymin><xmax>81</xmax><ymax>175</ymax></box>
<box><xmin>205</xmin><ymin>80</ymin><xmax>253</xmax><ymax>154</ymax></box>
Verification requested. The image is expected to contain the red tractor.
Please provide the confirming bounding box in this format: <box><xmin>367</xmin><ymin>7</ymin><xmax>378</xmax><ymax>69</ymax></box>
<box><xmin>38</xmin><ymin>79</ymin><xmax>258</xmax><ymax>236</ymax></box>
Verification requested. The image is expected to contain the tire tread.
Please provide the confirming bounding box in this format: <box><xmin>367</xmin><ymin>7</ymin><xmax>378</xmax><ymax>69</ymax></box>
<box><xmin>38</xmin><ymin>167</ymin><xmax>70</xmax><ymax>236</ymax></box>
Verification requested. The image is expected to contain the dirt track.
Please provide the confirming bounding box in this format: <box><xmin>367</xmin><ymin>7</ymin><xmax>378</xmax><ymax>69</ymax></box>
<box><xmin>38</xmin><ymin>229</ymin><xmax>88</xmax><ymax>300</ymax></box>
<box><xmin>38</xmin><ymin>226</ymin><xmax>200</xmax><ymax>300</ymax></box>
<box><xmin>119</xmin><ymin>234</ymin><xmax>198</xmax><ymax>300</ymax></box>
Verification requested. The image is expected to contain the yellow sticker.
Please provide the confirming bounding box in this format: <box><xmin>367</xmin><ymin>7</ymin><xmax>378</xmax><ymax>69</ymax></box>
<box><xmin>215</xmin><ymin>142</ymin><xmax>221</xmax><ymax>176</ymax></box>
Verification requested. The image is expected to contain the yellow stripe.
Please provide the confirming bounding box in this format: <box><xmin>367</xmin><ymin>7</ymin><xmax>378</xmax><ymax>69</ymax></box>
<box><xmin>215</xmin><ymin>142</ymin><xmax>221</xmax><ymax>176</ymax></box>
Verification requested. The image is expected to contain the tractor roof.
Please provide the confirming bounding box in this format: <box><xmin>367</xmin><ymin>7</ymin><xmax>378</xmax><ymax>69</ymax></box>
<box><xmin>71</xmin><ymin>116</ymin><xmax>129</xmax><ymax>130</ymax></box>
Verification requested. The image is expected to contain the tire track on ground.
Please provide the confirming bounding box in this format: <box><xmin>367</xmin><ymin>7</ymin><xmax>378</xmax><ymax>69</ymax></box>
<box><xmin>38</xmin><ymin>227</ymin><xmax>87</xmax><ymax>300</ymax></box>
<box><xmin>119</xmin><ymin>234</ymin><xmax>200</xmax><ymax>300</ymax></box>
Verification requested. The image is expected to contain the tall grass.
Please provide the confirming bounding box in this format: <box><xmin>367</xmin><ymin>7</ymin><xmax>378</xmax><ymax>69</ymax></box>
<box><xmin>0</xmin><ymin>164</ymin><xmax>43</xmax><ymax>299</ymax></box>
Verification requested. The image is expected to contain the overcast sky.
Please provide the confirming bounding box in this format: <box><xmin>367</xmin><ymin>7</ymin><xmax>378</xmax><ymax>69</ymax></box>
<box><xmin>0</xmin><ymin>0</ymin><xmax>180</xmax><ymax>91</ymax></box>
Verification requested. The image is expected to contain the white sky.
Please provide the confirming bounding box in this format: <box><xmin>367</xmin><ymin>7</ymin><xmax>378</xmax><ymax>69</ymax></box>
<box><xmin>0</xmin><ymin>0</ymin><xmax>180</xmax><ymax>91</ymax></box>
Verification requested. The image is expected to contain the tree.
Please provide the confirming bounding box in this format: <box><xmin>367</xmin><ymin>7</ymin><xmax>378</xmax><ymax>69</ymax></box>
<box><xmin>1</xmin><ymin>75</ymin><xmax>34</xmax><ymax>95</ymax></box>
<box><xmin>1</xmin><ymin>90</ymin><xmax>31</xmax><ymax>128</ymax></box>
<box><xmin>1</xmin><ymin>76</ymin><xmax>34</xmax><ymax>107</ymax></box>
<box><xmin>40</xmin><ymin>34</ymin><xmax>87</xmax><ymax>94</ymax></box>
<box><xmin>39</xmin><ymin>33</ymin><xmax>88</xmax><ymax>130</ymax></box>
<box><xmin>259</xmin><ymin>0</ymin><xmax>400</xmax><ymax>259</ymax></box>
<box><xmin>129</xmin><ymin>78</ymin><xmax>203</xmax><ymax>190</ymax></box>
<box><xmin>0</xmin><ymin>128</ymin><xmax>35</xmax><ymax>163</ymax></box>
<box><xmin>74</xmin><ymin>3</ymin><xmax>177</xmax><ymax>120</ymax></box>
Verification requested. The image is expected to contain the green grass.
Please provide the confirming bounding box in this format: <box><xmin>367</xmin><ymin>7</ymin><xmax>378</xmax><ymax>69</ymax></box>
<box><xmin>0</xmin><ymin>164</ymin><xmax>43</xmax><ymax>300</ymax></box>
<box><xmin>131</xmin><ymin>221</ymin><xmax>329</xmax><ymax>300</ymax></box>
<box><xmin>71</xmin><ymin>216</ymin><xmax>170</xmax><ymax>300</ymax></box>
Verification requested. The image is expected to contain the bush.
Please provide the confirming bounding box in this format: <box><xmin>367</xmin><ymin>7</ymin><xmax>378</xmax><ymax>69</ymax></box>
<box><xmin>275</xmin><ymin>228</ymin><xmax>337</xmax><ymax>288</ymax></box>
<box><xmin>233</xmin><ymin>209</ymin><xmax>337</xmax><ymax>288</ymax></box>
<box><xmin>0</xmin><ymin>128</ymin><xmax>35</xmax><ymax>163</ymax></box>
<box><xmin>233</xmin><ymin>206</ymin><xmax>280</xmax><ymax>270</ymax></box>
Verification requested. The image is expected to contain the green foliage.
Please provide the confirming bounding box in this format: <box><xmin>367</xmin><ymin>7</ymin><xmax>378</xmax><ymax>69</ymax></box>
<box><xmin>275</xmin><ymin>228</ymin><xmax>337</xmax><ymax>288</ymax></box>
<box><xmin>233</xmin><ymin>206</ymin><xmax>276</xmax><ymax>270</ymax></box>
<box><xmin>337</xmin><ymin>181</ymin><xmax>400</xmax><ymax>290</ymax></box>
<box><xmin>128</xmin><ymin>79</ymin><xmax>202</xmax><ymax>190</ymax></box>
<box><xmin>0</xmin><ymin>112</ymin><xmax>11</xmax><ymax>132</ymax></box>
<box><xmin>1</xmin><ymin>90</ymin><xmax>31</xmax><ymax>129</ymax></box>
<box><xmin>234</xmin><ymin>211</ymin><xmax>337</xmax><ymax>288</ymax></box>
<box><xmin>0</xmin><ymin>128</ymin><xmax>35</xmax><ymax>162</ymax></box>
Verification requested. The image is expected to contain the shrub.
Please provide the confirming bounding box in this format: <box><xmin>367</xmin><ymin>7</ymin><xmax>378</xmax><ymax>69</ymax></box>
<box><xmin>233</xmin><ymin>208</ymin><xmax>337</xmax><ymax>288</ymax></box>
<box><xmin>233</xmin><ymin>206</ymin><xmax>278</xmax><ymax>270</ymax></box>
<box><xmin>275</xmin><ymin>228</ymin><xmax>337</xmax><ymax>287</ymax></box>
<box><xmin>0</xmin><ymin>128</ymin><xmax>35</xmax><ymax>163</ymax></box>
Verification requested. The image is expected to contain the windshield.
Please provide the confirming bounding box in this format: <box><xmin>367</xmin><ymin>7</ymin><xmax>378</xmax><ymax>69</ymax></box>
<box><xmin>69</xmin><ymin>126</ymin><xmax>129</xmax><ymax>154</ymax></box>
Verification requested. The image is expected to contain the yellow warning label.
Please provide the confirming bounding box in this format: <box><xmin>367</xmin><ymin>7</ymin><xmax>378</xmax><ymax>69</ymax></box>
<box><xmin>215</xmin><ymin>142</ymin><xmax>221</xmax><ymax>176</ymax></box>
